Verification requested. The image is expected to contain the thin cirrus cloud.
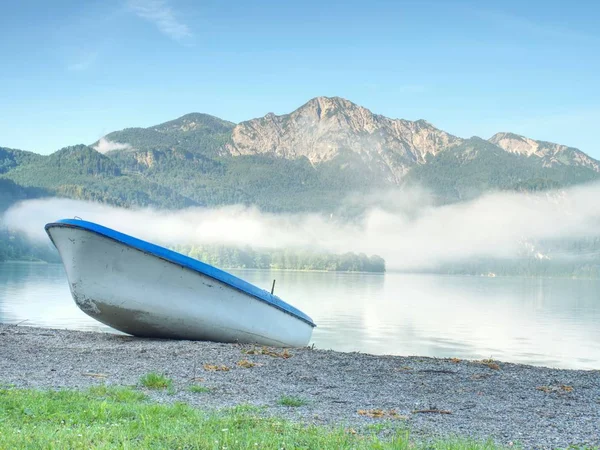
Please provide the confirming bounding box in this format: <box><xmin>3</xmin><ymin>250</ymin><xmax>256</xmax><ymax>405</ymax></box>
<box><xmin>473</xmin><ymin>9</ymin><xmax>598</xmax><ymax>44</ymax></box>
<box><xmin>127</xmin><ymin>0</ymin><xmax>193</xmax><ymax>42</ymax></box>
<box><xmin>67</xmin><ymin>51</ymin><xmax>99</xmax><ymax>72</ymax></box>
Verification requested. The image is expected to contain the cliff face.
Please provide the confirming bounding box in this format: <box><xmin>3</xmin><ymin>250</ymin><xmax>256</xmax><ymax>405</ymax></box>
<box><xmin>489</xmin><ymin>132</ymin><xmax>600</xmax><ymax>172</ymax></box>
<box><xmin>225</xmin><ymin>97</ymin><xmax>461</xmax><ymax>180</ymax></box>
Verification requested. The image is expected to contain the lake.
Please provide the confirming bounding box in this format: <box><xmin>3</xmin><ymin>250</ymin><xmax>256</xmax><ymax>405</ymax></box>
<box><xmin>1</xmin><ymin>261</ymin><xmax>599</xmax><ymax>370</ymax></box>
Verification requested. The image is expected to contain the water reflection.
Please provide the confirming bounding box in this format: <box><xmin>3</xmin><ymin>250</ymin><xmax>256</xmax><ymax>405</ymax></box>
<box><xmin>0</xmin><ymin>262</ymin><xmax>112</xmax><ymax>332</ymax></box>
<box><xmin>1</xmin><ymin>263</ymin><xmax>599</xmax><ymax>369</ymax></box>
<box><xmin>230</xmin><ymin>270</ymin><xmax>600</xmax><ymax>369</ymax></box>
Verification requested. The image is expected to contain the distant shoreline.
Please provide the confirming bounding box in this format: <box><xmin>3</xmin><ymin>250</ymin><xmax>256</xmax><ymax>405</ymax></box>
<box><xmin>0</xmin><ymin>259</ymin><xmax>385</xmax><ymax>274</ymax></box>
<box><xmin>3</xmin><ymin>259</ymin><xmax>600</xmax><ymax>278</ymax></box>
<box><xmin>226</xmin><ymin>267</ymin><xmax>386</xmax><ymax>275</ymax></box>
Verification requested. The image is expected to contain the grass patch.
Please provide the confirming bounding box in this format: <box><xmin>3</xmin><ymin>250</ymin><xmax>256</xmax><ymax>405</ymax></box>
<box><xmin>188</xmin><ymin>385</ymin><xmax>211</xmax><ymax>394</ymax></box>
<box><xmin>277</xmin><ymin>395</ymin><xmax>308</xmax><ymax>407</ymax></box>
<box><xmin>0</xmin><ymin>385</ymin><xmax>509</xmax><ymax>449</ymax></box>
<box><xmin>88</xmin><ymin>385</ymin><xmax>147</xmax><ymax>402</ymax></box>
<box><xmin>139</xmin><ymin>372</ymin><xmax>172</xmax><ymax>390</ymax></box>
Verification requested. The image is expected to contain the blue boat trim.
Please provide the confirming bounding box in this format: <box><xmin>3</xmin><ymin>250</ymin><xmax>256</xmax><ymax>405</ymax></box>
<box><xmin>45</xmin><ymin>219</ymin><xmax>316</xmax><ymax>327</ymax></box>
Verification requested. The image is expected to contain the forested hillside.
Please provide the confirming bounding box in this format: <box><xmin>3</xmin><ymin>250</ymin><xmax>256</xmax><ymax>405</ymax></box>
<box><xmin>403</xmin><ymin>138</ymin><xmax>600</xmax><ymax>201</ymax></box>
<box><xmin>2</xmin><ymin>145</ymin><xmax>199</xmax><ymax>209</ymax></box>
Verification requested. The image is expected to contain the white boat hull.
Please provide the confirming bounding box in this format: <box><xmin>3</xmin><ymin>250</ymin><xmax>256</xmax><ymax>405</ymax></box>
<box><xmin>46</xmin><ymin>225</ymin><xmax>314</xmax><ymax>347</ymax></box>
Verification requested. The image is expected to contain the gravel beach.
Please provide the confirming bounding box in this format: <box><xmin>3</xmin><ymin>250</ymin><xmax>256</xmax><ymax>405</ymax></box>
<box><xmin>1</xmin><ymin>324</ymin><xmax>598</xmax><ymax>449</ymax></box>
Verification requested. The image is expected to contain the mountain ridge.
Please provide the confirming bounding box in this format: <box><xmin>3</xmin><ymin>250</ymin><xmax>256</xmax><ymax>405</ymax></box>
<box><xmin>78</xmin><ymin>96</ymin><xmax>600</xmax><ymax>181</ymax></box>
<box><xmin>1</xmin><ymin>96</ymin><xmax>599</xmax><ymax>213</ymax></box>
<box><xmin>3</xmin><ymin>97</ymin><xmax>597</xmax><ymax>169</ymax></box>
<box><xmin>88</xmin><ymin>96</ymin><xmax>598</xmax><ymax>179</ymax></box>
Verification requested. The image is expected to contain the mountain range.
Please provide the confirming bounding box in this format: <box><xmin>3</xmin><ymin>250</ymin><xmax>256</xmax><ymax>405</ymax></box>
<box><xmin>1</xmin><ymin>96</ymin><xmax>599</xmax><ymax>214</ymax></box>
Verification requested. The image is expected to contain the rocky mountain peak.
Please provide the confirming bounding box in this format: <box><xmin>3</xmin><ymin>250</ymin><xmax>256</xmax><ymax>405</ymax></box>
<box><xmin>301</xmin><ymin>96</ymin><xmax>362</xmax><ymax>116</ymax></box>
<box><xmin>490</xmin><ymin>132</ymin><xmax>600</xmax><ymax>172</ymax></box>
<box><xmin>225</xmin><ymin>96</ymin><xmax>461</xmax><ymax>180</ymax></box>
<box><xmin>489</xmin><ymin>132</ymin><xmax>544</xmax><ymax>157</ymax></box>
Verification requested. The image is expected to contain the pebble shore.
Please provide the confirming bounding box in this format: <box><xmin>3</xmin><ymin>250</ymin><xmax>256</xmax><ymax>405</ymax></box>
<box><xmin>1</xmin><ymin>324</ymin><xmax>598</xmax><ymax>449</ymax></box>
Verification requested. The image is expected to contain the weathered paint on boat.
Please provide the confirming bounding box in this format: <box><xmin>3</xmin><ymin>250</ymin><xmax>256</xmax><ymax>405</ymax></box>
<box><xmin>45</xmin><ymin>219</ymin><xmax>315</xmax><ymax>347</ymax></box>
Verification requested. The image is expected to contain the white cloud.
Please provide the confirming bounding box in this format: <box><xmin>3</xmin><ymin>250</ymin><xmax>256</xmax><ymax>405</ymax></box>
<box><xmin>127</xmin><ymin>0</ymin><xmax>192</xmax><ymax>42</ymax></box>
<box><xmin>92</xmin><ymin>137</ymin><xmax>132</xmax><ymax>153</ymax></box>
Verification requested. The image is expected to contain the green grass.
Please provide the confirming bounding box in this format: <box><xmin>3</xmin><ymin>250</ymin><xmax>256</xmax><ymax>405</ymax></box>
<box><xmin>0</xmin><ymin>385</ymin><xmax>508</xmax><ymax>449</ymax></box>
<box><xmin>563</xmin><ymin>447</ymin><xmax>600</xmax><ymax>450</ymax></box>
<box><xmin>139</xmin><ymin>372</ymin><xmax>172</xmax><ymax>390</ymax></box>
<box><xmin>277</xmin><ymin>395</ymin><xmax>308</xmax><ymax>407</ymax></box>
<box><xmin>188</xmin><ymin>385</ymin><xmax>211</xmax><ymax>394</ymax></box>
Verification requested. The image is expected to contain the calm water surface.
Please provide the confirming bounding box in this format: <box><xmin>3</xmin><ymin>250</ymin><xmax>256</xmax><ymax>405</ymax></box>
<box><xmin>1</xmin><ymin>262</ymin><xmax>599</xmax><ymax>370</ymax></box>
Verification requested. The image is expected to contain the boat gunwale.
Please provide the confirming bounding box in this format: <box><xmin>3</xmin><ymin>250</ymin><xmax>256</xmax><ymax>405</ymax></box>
<box><xmin>45</xmin><ymin>219</ymin><xmax>316</xmax><ymax>327</ymax></box>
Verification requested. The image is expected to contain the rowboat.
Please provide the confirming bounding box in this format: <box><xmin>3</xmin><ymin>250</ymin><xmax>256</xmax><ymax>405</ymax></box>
<box><xmin>45</xmin><ymin>219</ymin><xmax>315</xmax><ymax>347</ymax></box>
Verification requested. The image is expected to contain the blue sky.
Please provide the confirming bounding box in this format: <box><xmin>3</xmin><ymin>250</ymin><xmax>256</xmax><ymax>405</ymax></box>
<box><xmin>1</xmin><ymin>0</ymin><xmax>599</xmax><ymax>157</ymax></box>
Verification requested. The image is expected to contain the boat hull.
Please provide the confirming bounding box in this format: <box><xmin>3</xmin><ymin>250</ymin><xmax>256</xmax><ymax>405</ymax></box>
<box><xmin>46</xmin><ymin>226</ymin><xmax>314</xmax><ymax>347</ymax></box>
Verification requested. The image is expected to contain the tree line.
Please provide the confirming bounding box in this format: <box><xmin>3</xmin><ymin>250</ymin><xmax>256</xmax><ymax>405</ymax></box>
<box><xmin>173</xmin><ymin>244</ymin><xmax>387</xmax><ymax>272</ymax></box>
<box><xmin>0</xmin><ymin>229</ymin><xmax>386</xmax><ymax>273</ymax></box>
